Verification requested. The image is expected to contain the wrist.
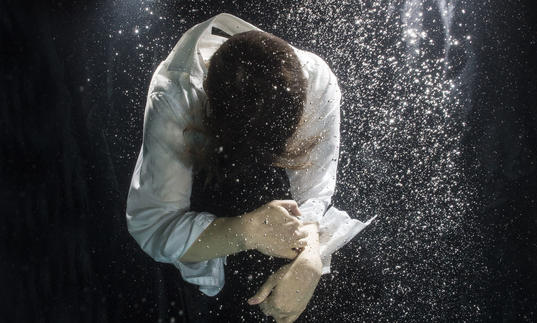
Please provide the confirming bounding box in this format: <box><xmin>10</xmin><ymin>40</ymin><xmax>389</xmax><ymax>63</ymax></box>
<box><xmin>301</xmin><ymin>222</ymin><xmax>320</xmax><ymax>248</ymax></box>
<box><xmin>236</xmin><ymin>212</ymin><xmax>257</xmax><ymax>251</ymax></box>
<box><xmin>298</xmin><ymin>223</ymin><xmax>322</xmax><ymax>273</ymax></box>
<box><xmin>300</xmin><ymin>243</ymin><xmax>322</xmax><ymax>262</ymax></box>
<box><xmin>297</xmin><ymin>248</ymin><xmax>323</xmax><ymax>277</ymax></box>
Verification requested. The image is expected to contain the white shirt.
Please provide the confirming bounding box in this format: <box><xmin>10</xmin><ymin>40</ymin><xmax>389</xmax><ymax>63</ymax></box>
<box><xmin>126</xmin><ymin>13</ymin><xmax>376</xmax><ymax>296</ymax></box>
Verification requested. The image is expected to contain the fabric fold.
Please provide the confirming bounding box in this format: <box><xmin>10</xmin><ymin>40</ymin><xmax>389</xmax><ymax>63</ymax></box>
<box><xmin>318</xmin><ymin>206</ymin><xmax>377</xmax><ymax>273</ymax></box>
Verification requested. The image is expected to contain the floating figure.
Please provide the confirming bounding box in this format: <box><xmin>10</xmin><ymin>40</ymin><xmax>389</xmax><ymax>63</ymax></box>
<box><xmin>126</xmin><ymin>13</ymin><xmax>376</xmax><ymax>322</ymax></box>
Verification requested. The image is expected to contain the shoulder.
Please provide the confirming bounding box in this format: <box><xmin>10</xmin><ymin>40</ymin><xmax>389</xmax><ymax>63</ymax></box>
<box><xmin>284</xmin><ymin>48</ymin><xmax>341</xmax><ymax>153</ymax></box>
<box><xmin>144</xmin><ymin>60</ymin><xmax>204</xmax><ymax>127</ymax></box>
<box><xmin>142</xmin><ymin>68</ymin><xmax>187</xmax><ymax>151</ymax></box>
<box><xmin>143</xmin><ymin>66</ymin><xmax>207</xmax><ymax>159</ymax></box>
<box><xmin>147</xmin><ymin>62</ymin><xmax>192</xmax><ymax>102</ymax></box>
<box><xmin>292</xmin><ymin>48</ymin><xmax>341</xmax><ymax>125</ymax></box>
<box><xmin>294</xmin><ymin>48</ymin><xmax>339</xmax><ymax>94</ymax></box>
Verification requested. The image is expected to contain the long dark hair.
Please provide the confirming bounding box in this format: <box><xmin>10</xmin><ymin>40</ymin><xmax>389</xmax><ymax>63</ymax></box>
<box><xmin>186</xmin><ymin>30</ymin><xmax>322</xmax><ymax>187</ymax></box>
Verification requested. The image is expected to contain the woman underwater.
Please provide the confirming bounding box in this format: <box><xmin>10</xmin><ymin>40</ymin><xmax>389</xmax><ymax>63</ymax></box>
<box><xmin>126</xmin><ymin>13</ymin><xmax>374</xmax><ymax>322</ymax></box>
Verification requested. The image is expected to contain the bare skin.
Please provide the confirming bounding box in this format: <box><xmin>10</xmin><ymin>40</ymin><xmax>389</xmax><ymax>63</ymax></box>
<box><xmin>181</xmin><ymin>199</ymin><xmax>321</xmax><ymax>323</ymax></box>
<box><xmin>180</xmin><ymin>200</ymin><xmax>309</xmax><ymax>263</ymax></box>
<box><xmin>248</xmin><ymin>223</ymin><xmax>323</xmax><ymax>323</ymax></box>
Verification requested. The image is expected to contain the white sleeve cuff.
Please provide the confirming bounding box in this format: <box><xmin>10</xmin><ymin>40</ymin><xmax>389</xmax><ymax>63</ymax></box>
<box><xmin>170</xmin><ymin>211</ymin><xmax>226</xmax><ymax>296</ymax></box>
<box><xmin>317</xmin><ymin>207</ymin><xmax>377</xmax><ymax>274</ymax></box>
<box><xmin>321</xmin><ymin>254</ymin><xmax>332</xmax><ymax>275</ymax></box>
<box><xmin>174</xmin><ymin>256</ymin><xmax>225</xmax><ymax>296</ymax></box>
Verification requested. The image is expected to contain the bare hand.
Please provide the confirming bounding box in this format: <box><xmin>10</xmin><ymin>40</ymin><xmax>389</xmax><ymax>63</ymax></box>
<box><xmin>247</xmin><ymin>224</ymin><xmax>323</xmax><ymax>322</ymax></box>
<box><xmin>243</xmin><ymin>200</ymin><xmax>308</xmax><ymax>259</ymax></box>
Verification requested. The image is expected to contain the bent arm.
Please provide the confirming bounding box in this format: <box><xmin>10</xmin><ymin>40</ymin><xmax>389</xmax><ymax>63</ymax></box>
<box><xmin>127</xmin><ymin>91</ymin><xmax>230</xmax><ymax>295</ymax></box>
<box><xmin>179</xmin><ymin>216</ymin><xmax>247</xmax><ymax>263</ymax></box>
<box><xmin>127</xmin><ymin>92</ymin><xmax>213</xmax><ymax>261</ymax></box>
<box><xmin>128</xmin><ymin>92</ymin><xmax>306</xmax><ymax>269</ymax></box>
<box><xmin>182</xmin><ymin>199</ymin><xmax>309</xmax><ymax>262</ymax></box>
<box><xmin>285</xmin><ymin>53</ymin><xmax>342</xmax><ymax>271</ymax></box>
<box><xmin>287</xmin><ymin>52</ymin><xmax>375</xmax><ymax>274</ymax></box>
<box><xmin>286</xmin><ymin>53</ymin><xmax>341</xmax><ymax>217</ymax></box>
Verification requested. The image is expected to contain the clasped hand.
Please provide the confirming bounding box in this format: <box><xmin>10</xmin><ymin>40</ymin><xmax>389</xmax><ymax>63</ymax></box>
<box><xmin>242</xmin><ymin>200</ymin><xmax>309</xmax><ymax>259</ymax></box>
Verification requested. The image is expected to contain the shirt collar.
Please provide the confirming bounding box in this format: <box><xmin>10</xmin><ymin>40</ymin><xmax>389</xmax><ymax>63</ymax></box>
<box><xmin>164</xmin><ymin>13</ymin><xmax>262</xmax><ymax>90</ymax></box>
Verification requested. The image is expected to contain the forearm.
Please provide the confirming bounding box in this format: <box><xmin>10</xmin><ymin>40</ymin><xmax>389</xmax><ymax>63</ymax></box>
<box><xmin>180</xmin><ymin>200</ymin><xmax>309</xmax><ymax>263</ymax></box>
<box><xmin>180</xmin><ymin>215</ymin><xmax>249</xmax><ymax>263</ymax></box>
<box><xmin>250</xmin><ymin>222</ymin><xmax>322</xmax><ymax>320</ymax></box>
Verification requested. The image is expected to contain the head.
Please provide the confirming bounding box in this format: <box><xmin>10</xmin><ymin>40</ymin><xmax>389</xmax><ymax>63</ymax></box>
<box><xmin>202</xmin><ymin>30</ymin><xmax>307</xmax><ymax>177</ymax></box>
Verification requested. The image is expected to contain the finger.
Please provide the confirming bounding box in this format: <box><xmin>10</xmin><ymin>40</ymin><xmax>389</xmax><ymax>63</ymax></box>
<box><xmin>287</xmin><ymin>229</ymin><xmax>308</xmax><ymax>248</ymax></box>
<box><xmin>293</xmin><ymin>228</ymin><xmax>309</xmax><ymax>240</ymax></box>
<box><xmin>248</xmin><ymin>275</ymin><xmax>277</xmax><ymax>305</ymax></box>
<box><xmin>292</xmin><ymin>237</ymin><xmax>308</xmax><ymax>249</ymax></box>
<box><xmin>280</xmin><ymin>248</ymin><xmax>299</xmax><ymax>260</ymax></box>
<box><xmin>274</xmin><ymin>200</ymin><xmax>301</xmax><ymax>217</ymax></box>
<box><xmin>282</xmin><ymin>213</ymin><xmax>301</xmax><ymax>226</ymax></box>
<box><xmin>287</xmin><ymin>203</ymin><xmax>302</xmax><ymax>218</ymax></box>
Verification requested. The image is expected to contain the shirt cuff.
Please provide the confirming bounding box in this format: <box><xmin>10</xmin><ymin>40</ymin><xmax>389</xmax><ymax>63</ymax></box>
<box><xmin>317</xmin><ymin>207</ymin><xmax>377</xmax><ymax>274</ymax></box>
<box><xmin>174</xmin><ymin>256</ymin><xmax>225</xmax><ymax>296</ymax></box>
<box><xmin>171</xmin><ymin>211</ymin><xmax>226</xmax><ymax>296</ymax></box>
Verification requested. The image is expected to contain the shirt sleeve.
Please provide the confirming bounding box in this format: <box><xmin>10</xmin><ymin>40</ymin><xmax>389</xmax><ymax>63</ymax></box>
<box><xmin>126</xmin><ymin>91</ymin><xmax>225</xmax><ymax>296</ymax></box>
<box><xmin>286</xmin><ymin>56</ymin><xmax>376</xmax><ymax>274</ymax></box>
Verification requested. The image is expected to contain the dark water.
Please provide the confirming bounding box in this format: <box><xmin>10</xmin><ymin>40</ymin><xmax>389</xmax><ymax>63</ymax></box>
<box><xmin>1</xmin><ymin>0</ymin><xmax>536</xmax><ymax>322</ymax></box>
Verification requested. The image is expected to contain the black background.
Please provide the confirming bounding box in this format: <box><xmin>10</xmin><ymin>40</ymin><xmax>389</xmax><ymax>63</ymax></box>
<box><xmin>1</xmin><ymin>0</ymin><xmax>536</xmax><ymax>322</ymax></box>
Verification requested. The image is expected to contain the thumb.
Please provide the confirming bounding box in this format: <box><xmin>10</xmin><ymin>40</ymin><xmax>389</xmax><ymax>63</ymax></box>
<box><xmin>247</xmin><ymin>276</ymin><xmax>276</xmax><ymax>305</ymax></box>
